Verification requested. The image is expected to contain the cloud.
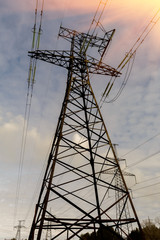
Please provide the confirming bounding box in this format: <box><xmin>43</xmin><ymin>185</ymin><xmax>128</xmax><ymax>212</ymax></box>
<box><xmin>0</xmin><ymin>109</ymin><xmax>53</xmax><ymax>164</ymax></box>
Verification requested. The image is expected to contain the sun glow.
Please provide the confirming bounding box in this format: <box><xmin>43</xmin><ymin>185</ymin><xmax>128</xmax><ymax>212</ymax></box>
<box><xmin>44</xmin><ymin>0</ymin><xmax>160</xmax><ymax>16</ymax></box>
<box><xmin>10</xmin><ymin>0</ymin><xmax>160</xmax><ymax>22</ymax></box>
<box><xmin>39</xmin><ymin>0</ymin><xmax>160</xmax><ymax>38</ymax></box>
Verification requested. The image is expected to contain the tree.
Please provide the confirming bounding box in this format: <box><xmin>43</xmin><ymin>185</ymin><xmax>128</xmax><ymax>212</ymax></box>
<box><xmin>81</xmin><ymin>226</ymin><xmax>123</xmax><ymax>240</ymax></box>
<box><xmin>81</xmin><ymin>219</ymin><xmax>160</xmax><ymax>240</ymax></box>
<box><xmin>142</xmin><ymin>219</ymin><xmax>160</xmax><ymax>240</ymax></box>
<box><xmin>127</xmin><ymin>219</ymin><xmax>160</xmax><ymax>240</ymax></box>
<box><xmin>127</xmin><ymin>228</ymin><xmax>141</xmax><ymax>240</ymax></box>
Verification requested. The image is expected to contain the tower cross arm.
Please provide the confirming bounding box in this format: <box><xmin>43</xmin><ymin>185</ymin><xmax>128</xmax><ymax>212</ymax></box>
<box><xmin>58</xmin><ymin>26</ymin><xmax>116</xmax><ymax>56</ymax></box>
<box><xmin>28</xmin><ymin>50</ymin><xmax>71</xmax><ymax>69</ymax></box>
<box><xmin>86</xmin><ymin>55</ymin><xmax>121</xmax><ymax>76</ymax></box>
<box><xmin>28</xmin><ymin>50</ymin><xmax>121</xmax><ymax>77</ymax></box>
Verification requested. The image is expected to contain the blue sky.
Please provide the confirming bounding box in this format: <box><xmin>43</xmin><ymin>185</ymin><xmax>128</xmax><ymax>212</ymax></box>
<box><xmin>0</xmin><ymin>0</ymin><xmax>160</xmax><ymax>239</ymax></box>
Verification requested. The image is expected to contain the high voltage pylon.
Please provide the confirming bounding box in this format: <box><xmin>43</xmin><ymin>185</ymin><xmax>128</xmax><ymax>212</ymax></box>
<box><xmin>28</xmin><ymin>24</ymin><xmax>144</xmax><ymax>240</ymax></box>
<box><xmin>14</xmin><ymin>220</ymin><xmax>25</xmax><ymax>240</ymax></box>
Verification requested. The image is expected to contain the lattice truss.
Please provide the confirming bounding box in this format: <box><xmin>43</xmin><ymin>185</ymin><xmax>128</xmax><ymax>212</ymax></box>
<box><xmin>29</xmin><ymin>26</ymin><xmax>142</xmax><ymax>240</ymax></box>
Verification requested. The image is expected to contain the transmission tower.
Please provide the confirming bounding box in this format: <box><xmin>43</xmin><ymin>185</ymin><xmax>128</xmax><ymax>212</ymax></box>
<box><xmin>14</xmin><ymin>220</ymin><xmax>25</xmax><ymax>240</ymax></box>
<box><xmin>28</xmin><ymin>25</ymin><xmax>144</xmax><ymax>240</ymax></box>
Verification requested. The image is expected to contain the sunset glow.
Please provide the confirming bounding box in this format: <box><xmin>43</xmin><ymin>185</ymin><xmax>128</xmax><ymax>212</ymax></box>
<box><xmin>9</xmin><ymin>0</ymin><xmax>160</xmax><ymax>16</ymax></box>
<box><xmin>10</xmin><ymin>0</ymin><xmax>160</xmax><ymax>41</ymax></box>
<box><xmin>44</xmin><ymin>0</ymin><xmax>160</xmax><ymax>14</ymax></box>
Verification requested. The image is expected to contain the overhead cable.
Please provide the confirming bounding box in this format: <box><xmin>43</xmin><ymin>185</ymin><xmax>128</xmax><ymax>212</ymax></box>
<box><xmin>126</xmin><ymin>150</ymin><xmax>160</xmax><ymax>169</ymax></box>
<box><xmin>14</xmin><ymin>0</ymin><xmax>45</xmax><ymax>225</ymax></box>
<box><xmin>136</xmin><ymin>175</ymin><xmax>160</xmax><ymax>185</ymax></box>
<box><xmin>121</xmin><ymin>132</ymin><xmax>160</xmax><ymax>158</ymax></box>
<box><xmin>101</xmin><ymin>8</ymin><xmax>160</xmax><ymax>104</ymax></box>
<box><xmin>133</xmin><ymin>181</ymin><xmax>160</xmax><ymax>192</ymax></box>
<box><xmin>133</xmin><ymin>191</ymin><xmax>160</xmax><ymax>199</ymax></box>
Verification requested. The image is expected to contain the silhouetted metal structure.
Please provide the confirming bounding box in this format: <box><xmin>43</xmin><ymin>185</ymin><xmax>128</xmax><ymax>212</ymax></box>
<box><xmin>28</xmin><ymin>25</ymin><xmax>143</xmax><ymax>240</ymax></box>
<box><xmin>14</xmin><ymin>220</ymin><xmax>25</xmax><ymax>240</ymax></box>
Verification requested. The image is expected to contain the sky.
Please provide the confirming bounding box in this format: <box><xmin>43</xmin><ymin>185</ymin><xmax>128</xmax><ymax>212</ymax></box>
<box><xmin>0</xmin><ymin>0</ymin><xmax>160</xmax><ymax>239</ymax></box>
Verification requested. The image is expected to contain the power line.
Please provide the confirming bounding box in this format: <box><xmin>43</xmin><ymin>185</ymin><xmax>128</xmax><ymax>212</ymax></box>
<box><xmin>121</xmin><ymin>132</ymin><xmax>160</xmax><ymax>158</ymax></box>
<box><xmin>136</xmin><ymin>175</ymin><xmax>160</xmax><ymax>185</ymax></box>
<box><xmin>133</xmin><ymin>191</ymin><xmax>160</xmax><ymax>199</ymax></box>
<box><xmin>126</xmin><ymin>150</ymin><xmax>160</xmax><ymax>169</ymax></box>
<box><xmin>133</xmin><ymin>181</ymin><xmax>160</xmax><ymax>192</ymax></box>
<box><xmin>100</xmin><ymin>8</ymin><xmax>160</xmax><ymax>104</ymax></box>
<box><xmin>102</xmin><ymin>50</ymin><xmax>136</xmax><ymax>104</ymax></box>
<box><xmin>14</xmin><ymin>0</ymin><xmax>45</xmax><ymax>225</ymax></box>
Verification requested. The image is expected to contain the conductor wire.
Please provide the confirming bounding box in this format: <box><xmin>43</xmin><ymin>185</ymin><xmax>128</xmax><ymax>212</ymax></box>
<box><xmin>14</xmin><ymin>0</ymin><xmax>45</xmax><ymax>225</ymax></box>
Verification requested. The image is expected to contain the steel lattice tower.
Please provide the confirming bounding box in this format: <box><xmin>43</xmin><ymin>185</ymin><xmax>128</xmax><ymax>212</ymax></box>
<box><xmin>14</xmin><ymin>220</ymin><xmax>25</xmax><ymax>240</ymax></box>
<box><xmin>28</xmin><ymin>26</ymin><xmax>143</xmax><ymax>240</ymax></box>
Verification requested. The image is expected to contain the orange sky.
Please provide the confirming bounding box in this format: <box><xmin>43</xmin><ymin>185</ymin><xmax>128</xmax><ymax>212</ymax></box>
<box><xmin>46</xmin><ymin>0</ymin><xmax>159</xmax><ymax>13</ymax></box>
<box><xmin>11</xmin><ymin>0</ymin><xmax>160</xmax><ymax>41</ymax></box>
<box><xmin>10</xmin><ymin>0</ymin><xmax>160</xmax><ymax>15</ymax></box>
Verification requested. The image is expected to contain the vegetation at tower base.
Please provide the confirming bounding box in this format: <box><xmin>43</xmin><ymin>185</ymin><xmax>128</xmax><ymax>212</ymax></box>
<box><xmin>142</xmin><ymin>219</ymin><xmax>160</xmax><ymax>240</ymax></box>
<box><xmin>128</xmin><ymin>223</ymin><xmax>160</xmax><ymax>240</ymax></box>
<box><xmin>80</xmin><ymin>220</ymin><xmax>160</xmax><ymax>240</ymax></box>
<box><xmin>81</xmin><ymin>226</ymin><xmax>124</xmax><ymax>240</ymax></box>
